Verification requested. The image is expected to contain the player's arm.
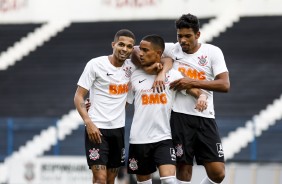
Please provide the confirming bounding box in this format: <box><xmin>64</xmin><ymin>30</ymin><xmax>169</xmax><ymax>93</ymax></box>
<box><xmin>152</xmin><ymin>57</ymin><xmax>173</xmax><ymax>93</ymax></box>
<box><xmin>170</xmin><ymin>72</ymin><xmax>230</xmax><ymax>93</ymax></box>
<box><xmin>185</xmin><ymin>88</ymin><xmax>208</xmax><ymax>112</ymax></box>
<box><xmin>74</xmin><ymin>86</ymin><xmax>102</xmax><ymax>143</ymax></box>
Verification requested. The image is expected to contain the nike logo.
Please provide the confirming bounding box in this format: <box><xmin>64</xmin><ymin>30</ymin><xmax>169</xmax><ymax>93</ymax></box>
<box><xmin>107</xmin><ymin>73</ymin><xmax>113</xmax><ymax>76</ymax></box>
<box><xmin>175</xmin><ymin>57</ymin><xmax>181</xmax><ymax>60</ymax></box>
<box><xmin>139</xmin><ymin>79</ymin><xmax>146</xmax><ymax>83</ymax></box>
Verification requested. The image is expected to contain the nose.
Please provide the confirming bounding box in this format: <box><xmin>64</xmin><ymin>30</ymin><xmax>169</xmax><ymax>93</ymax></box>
<box><xmin>122</xmin><ymin>46</ymin><xmax>128</xmax><ymax>52</ymax></box>
<box><xmin>139</xmin><ymin>50</ymin><xmax>144</xmax><ymax>56</ymax></box>
<box><xmin>179</xmin><ymin>37</ymin><xmax>186</xmax><ymax>44</ymax></box>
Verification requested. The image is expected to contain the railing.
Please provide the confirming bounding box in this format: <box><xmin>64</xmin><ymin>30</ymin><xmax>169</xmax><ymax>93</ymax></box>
<box><xmin>0</xmin><ymin>117</ymin><xmax>60</xmax><ymax>161</ymax></box>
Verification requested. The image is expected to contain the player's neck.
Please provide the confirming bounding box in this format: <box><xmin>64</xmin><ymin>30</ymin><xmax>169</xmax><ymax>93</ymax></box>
<box><xmin>186</xmin><ymin>43</ymin><xmax>201</xmax><ymax>54</ymax></box>
<box><xmin>108</xmin><ymin>55</ymin><xmax>124</xmax><ymax>68</ymax></box>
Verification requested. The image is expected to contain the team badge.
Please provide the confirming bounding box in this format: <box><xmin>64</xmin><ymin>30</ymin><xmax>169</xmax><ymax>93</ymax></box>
<box><xmin>170</xmin><ymin>148</ymin><xmax>176</xmax><ymax>161</ymax></box>
<box><xmin>175</xmin><ymin>144</ymin><xmax>183</xmax><ymax>157</ymax></box>
<box><xmin>89</xmin><ymin>148</ymin><xmax>100</xmax><ymax>160</ymax></box>
<box><xmin>165</xmin><ymin>75</ymin><xmax>170</xmax><ymax>84</ymax></box>
<box><xmin>123</xmin><ymin>66</ymin><xmax>132</xmax><ymax>78</ymax></box>
<box><xmin>128</xmin><ymin>158</ymin><xmax>138</xmax><ymax>171</ymax></box>
<box><xmin>216</xmin><ymin>143</ymin><xmax>224</xmax><ymax>157</ymax></box>
<box><xmin>121</xmin><ymin>148</ymin><xmax>126</xmax><ymax>163</ymax></box>
<box><xmin>198</xmin><ymin>55</ymin><xmax>208</xmax><ymax>66</ymax></box>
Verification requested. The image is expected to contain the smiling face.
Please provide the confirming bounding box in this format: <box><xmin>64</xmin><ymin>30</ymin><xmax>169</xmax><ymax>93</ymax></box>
<box><xmin>112</xmin><ymin>36</ymin><xmax>135</xmax><ymax>66</ymax></box>
<box><xmin>139</xmin><ymin>40</ymin><xmax>161</xmax><ymax>67</ymax></box>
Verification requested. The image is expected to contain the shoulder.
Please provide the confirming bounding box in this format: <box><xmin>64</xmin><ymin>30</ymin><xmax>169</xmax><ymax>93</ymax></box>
<box><xmin>124</xmin><ymin>59</ymin><xmax>135</xmax><ymax>66</ymax></box>
<box><xmin>131</xmin><ymin>68</ymin><xmax>146</xmax><ymax>77</ymax></box>
<box><xmin>202</xmin><ymin>43</ymin><xmax>222</xmax><ymax>53</ymax></box>
<box><xmin>164</xmin><ymin>42</ymin><xmax>183</xmax><ymax>58</ymax></box>
<box><xmin>165</xmin><ymin>42</ymin><xmax>180</xmax><ymax>50</ymax></box>
<box><xmin>87</xmin><ymin>56</ymin><xmax>107</xmax><ymax>65</ymax></box>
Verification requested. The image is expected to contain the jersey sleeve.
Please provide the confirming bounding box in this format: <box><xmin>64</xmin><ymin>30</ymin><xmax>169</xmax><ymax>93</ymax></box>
<box><xmin>211</xmin><ymin>46</ymin><xmax>228</xmax><ymax>77</ymax></box>
<box><xmin>162</xmin><ymin>43</ymin><xmax>175</xmax><ymax>58</ymax></box>
<box><xmin>77</xmin><ymin>59</ymin><xmax>96</xmax><ymax>90</ymax></box>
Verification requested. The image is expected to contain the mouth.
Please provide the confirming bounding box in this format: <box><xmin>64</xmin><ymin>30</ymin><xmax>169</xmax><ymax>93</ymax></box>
<box><xmin>119</xmin><ymin>53</ymin><xmax>128</xmax><ymax>59</ymax></box>
<box><xmin>139</xmin><ymin>58</ymin><xmax>146</xmax><ymax>65</ymax></box>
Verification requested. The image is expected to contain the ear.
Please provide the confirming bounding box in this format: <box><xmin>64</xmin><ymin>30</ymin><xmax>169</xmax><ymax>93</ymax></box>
<box><xmin>157</xmin><ymin>50</ymin><xmax>163</xmax><ymax>57</ymax></box>
<box><xmin>111</xmin><ymin>42</ymin><xmax>115</xmax><ymax>48</ymax></box>
<box><xmin>195</xmin><ymin>31</ymin><xmax>201</xmax><ymax>39</ymax></box>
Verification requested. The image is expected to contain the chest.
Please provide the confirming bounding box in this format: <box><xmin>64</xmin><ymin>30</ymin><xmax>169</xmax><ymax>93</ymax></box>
<box><xmin>173</xmin><ymin>55</ymin><xmax>212</xmax><ymax>80</ymax></box>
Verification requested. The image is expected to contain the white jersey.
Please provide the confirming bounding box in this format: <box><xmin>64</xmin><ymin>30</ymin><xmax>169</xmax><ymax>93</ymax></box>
<box><xmin>163</xmin><ymin>43</ymin><xmax>228</xmax><ymax>118</ymax></box>
<box><xmin>127</xmin><ymin>68</ymin><xmax>183</xmax><ymax>144</ymax></box>
<box><xmin>77</xmin><ymin>56</ymin><xmax>136</xmax><ymax>129</ymax></box>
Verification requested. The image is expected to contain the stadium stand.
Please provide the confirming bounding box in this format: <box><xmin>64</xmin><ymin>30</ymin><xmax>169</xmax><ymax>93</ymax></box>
<box><xmin>211</xmin><ymin>16</ymin><xmax>282</xmax><ymax>162</ymax></box>
<box><xmin>234</xmin><ymin>119</ymin><xmax>282</xmax><ymax>162</ymax></box>
<box><xmin>0</xmin><ymin>23</ymin><xmax>41</xmax><ymax>53</ymax></box>
<box><xmin>212</xmin><ymin>16</ymin><xmax>282</xmax><ymax>117</ymax></box>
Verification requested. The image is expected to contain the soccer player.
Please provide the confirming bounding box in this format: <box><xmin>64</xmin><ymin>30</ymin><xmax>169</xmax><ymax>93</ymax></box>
<box><xmin>127</xmin><ymin>34</ymin><xmax>208</xmax><ymax>184</ymax></box>
<box><xmin>74</xmin><ymin>29</ymin><xmax>136</xmax><ymax>184</ymax></box>
<box><xmin>165</xmin><ymin>13</ymin><xmax>230</xmax><ymax>184</ymax></box>
<box><xmin>74</xmin><ymin>29</ymin><xmax>175</xmax><ymax>184</ymax></box>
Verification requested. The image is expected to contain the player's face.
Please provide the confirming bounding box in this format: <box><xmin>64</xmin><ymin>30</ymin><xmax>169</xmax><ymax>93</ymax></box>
<box><xmin>139</xmin><ymin>40</ymin><xmax>160</xmax><ymax>66</ymax></box>
<box><xmin>112</xmin><ymin>36</ymin><xmax>135</xmax><ymax>62</ymax></box>
<box><xmin>177</xmin><ymin>28</ymin><xmax>200</xmax><ymax>54</ymax></box>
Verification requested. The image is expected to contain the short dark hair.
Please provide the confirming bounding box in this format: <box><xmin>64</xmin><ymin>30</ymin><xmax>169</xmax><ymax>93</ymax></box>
<box><xmin>175</xmin><ymin>13</ymin><xmax>200</xmax><ymax>33</ymax></box>
<box><xmin>141</xmin><ymin>34</ymin><xmax>165</xmax><ymax>52</ymax></box>
<box><xmin>114</xmin><ymin>29</ymin><xmax>136</xmax><ymax>42</ymax></box>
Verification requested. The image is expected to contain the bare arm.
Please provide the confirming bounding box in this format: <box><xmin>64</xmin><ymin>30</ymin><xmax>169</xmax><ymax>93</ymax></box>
<box><xmin>152</xmin><ymin>57</ymin><xmax>173</xmax><ymax>92</ymax></box>
<box><xmin>170</xmin><ymin>72</ymin><xmax>230</xmax><ymax>93</ymax></box>
<box><xmin>74</xmin><ymin>86</ymin><xmax>102</xmax><ymax>143</ymax></box>
<box><xmin>186</xmin><ymin>88</ymin><xmax>208</xmax><ymax>112</ymax></box>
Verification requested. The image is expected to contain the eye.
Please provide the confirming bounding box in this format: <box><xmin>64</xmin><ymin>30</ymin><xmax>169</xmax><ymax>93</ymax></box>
<box><xmin>118</xmin><ymin>42</ymin><xmax>125</xmax><ymax>47</ymax></box>
<box><xmin>127</xmin><ymin>45</ymin><xmax>133</xmax><ymax>49</ymax></box>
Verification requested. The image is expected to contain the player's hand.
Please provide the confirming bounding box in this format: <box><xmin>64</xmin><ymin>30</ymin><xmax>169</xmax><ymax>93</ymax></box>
<box><xmin>195</xmin><ymin>94</ymin><xmax>208</xmax><ymax>112</ymax></box>
<box><xmin>170</xmin><ymin>77</ymin><xmax>194</xmax><ymax>91</ymax></box>
<box><xmin>152</xmin><ymin>69</ymin><xmax>165</xmax><ymax>93</ymax></box>
<box><xmin>85</xmin><ymin>98</ymin><xmax>91</xmax><ymax>112</ymax></box>
<box><xmin>85</xmin><ymin>121</ymin><xmax>103</xmax><ymax>144</ymax></box>
<box><xmin>155</xmin><ymin>62</ymin><xmax>163</xmax><ymax>73</ymax></box>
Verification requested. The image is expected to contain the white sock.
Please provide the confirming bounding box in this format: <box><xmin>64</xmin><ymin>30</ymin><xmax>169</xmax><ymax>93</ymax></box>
<box><xmin>200</xmin><ymin>176</ymin><xmax>220</xmax><ymax>184</ymax></box>
<box><xmin>176</xmin><ymin>179</ymin><xmax>191</xmax><ymax>184</ymax></box>
<box><xmin>137</xmin><ymin>179</ymin><xmax>152</xmax><ymax>184</ymax></box>
<box><xmin>160</xmin><ymin>176</ymin><xmax>176</xmax><ymax>184</ymax></box>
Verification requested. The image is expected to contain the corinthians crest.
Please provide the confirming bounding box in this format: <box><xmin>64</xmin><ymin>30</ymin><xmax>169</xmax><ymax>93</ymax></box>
<box><xmin>89</xmin><ymin>148</ymin><xmax>100</xmax><ymax>160</ymax></box>
<box><xmin>123</xmin><ymin>66</ymin><xmax>132</xmax><ymax>78</ymax></box>
<box><xmin>198</xmin><ymin>55</ymin><xmax>208</xmax><ymax>66</ymax></box>
<box><xmin>175</xmin><ymin>144</ymin><xmax>183</xmax><ymax>157</ymax></box>
<box><xmin>128</xmin><ymin>158</ymin><xmax>138</xmax><ymax>171</ymax></box>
